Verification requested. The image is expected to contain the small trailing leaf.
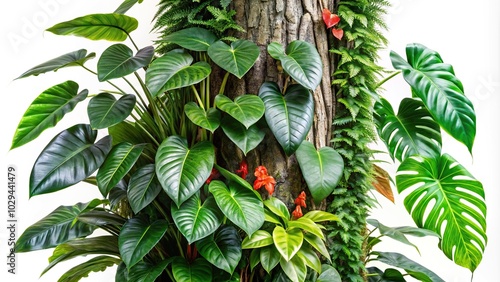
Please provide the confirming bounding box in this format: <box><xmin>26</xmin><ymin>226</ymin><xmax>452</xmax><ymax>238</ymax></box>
<box><xmin>215</xmin><ymin>94</ymin><xmax>265</xmax><ymax>128</ymax></box>
<box><xmin>172</xmin><ymin>257</ymin><xmax>213</xmax><ymax>282</ymax></box>
<box><xmin>46</xmin><ymin>13</ymin><xmax>138</xmax><ymax>41</ymax></box>
<box><xmin>97</xmin><ymin>44</ymin><xmax>154</xmax><ymax>81</ymax></box>
<box><xmin>184</xmin><ymin>102</ymin><xmax>221</xmax><ymax>133</ymax></box>
<box><xmin>127</xmin><ymin>164</ymin><xmax>162</xmax><ymax>214</ymax></box>
<box><xmin>58</xmin><ymin>255</ymin><xmax>121</xmax><ymax>282</ymax></box>
<box><xmin>208</xmin><ymin>39</ymin><xmax>259</xmax><ymax>79</ymax></box>
<box><xmin>163</xmin><ymin>27</ymin><xmax>218</xmax><ymax>52</ymax></box>
<box><xmin>196</xmin><ymin>225</ymin><xmax>242</xmax><ymax>274</ymax></box>
<box><xmin>87</xmin><ymin>93</ymin><xmax>136</xmax><ymax>129</ymax></box>
<box><xmin>273</xmin><ymin>226</ymin><xmax>303</xmax><ymax>261</ymax></box>
<box><xmin>11</xmin><ymin>81</ymin><xmax>87</xmax><ymax>149</ymax></box>
<box><xmin>16</xmin><ymin>49</ymin><xmax>95</xmax><ymax>79</ymax></box>
<box><xmin>221</xmin><ymin>115</ymin><xmax>265</xmax><ymax>155</ymax></box>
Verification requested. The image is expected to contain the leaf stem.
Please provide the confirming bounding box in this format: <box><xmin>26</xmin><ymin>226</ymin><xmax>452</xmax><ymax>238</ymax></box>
<box><xmin>218</xmin><ymin>71</ymin><xmax>230</xmax><ymax>95</ymax></box>
<box><xmin>191</xmin><ymin>85</ymin><xmax>205</xmax><ymax>111</ymax></box>
<box><xmin>375</xmin><ymin>70</ymin><xmax>401</xmax><ymax>89</ymax></box>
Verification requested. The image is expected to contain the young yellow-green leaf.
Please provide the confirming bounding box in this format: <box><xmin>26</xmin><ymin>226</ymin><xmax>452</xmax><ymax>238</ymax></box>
<box><xmin>260</xmin><ymin>244</ymin><xmax>281</xmax><ymax>274</ymax></box>
<box><xmin>273</xmin><ymin>226</ymin><xmax>303</xmax><ymax>261</ymax></box>
<box><xmin>242</xmin><ymin>230</ymin><xmax>273</xmax><ymax>249</ymax></box>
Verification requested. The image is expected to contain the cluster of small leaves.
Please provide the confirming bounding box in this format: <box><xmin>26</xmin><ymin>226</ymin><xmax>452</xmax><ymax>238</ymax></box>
<box><xmin>153</xmin><ymin>0</ymin><xmax>242</xmax><ymax>53</ymax></box>
<box><xmin>326</xmin><ymin>1</ymin><xmax>389</xmax><ymax>281</ymax></box>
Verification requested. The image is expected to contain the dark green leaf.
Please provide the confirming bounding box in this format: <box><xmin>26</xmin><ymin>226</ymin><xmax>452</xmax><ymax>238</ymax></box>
<box><xmin>88</xmin><ymin>93</ymin><xmax>136</xmax><ymax>129</ymax></box>
<box><xmin>215</xmin><ymin>94</ymin><xmax>265</xmax><ymax>129</ymax></box>
<box><xmin>196</xmin><ymin>225</ymin><xmax>242</xmax><ymax>274</ymax></box>
<box><xmin>97</xmin><ymin>44</ymin><xmax>154</xmax><ymax>81</ymax></box>
<box><xmin>260</xmin><ymin>244</ymin><xmax>281</xmax><ymax>274</ymax></box>
<box><xmin>208</xmin><ymin>40</ymin><xmax>259</xmax><ymax>79</ymax></box>
<box><xmin>184</xmin><ymin>102</ymin><xmax>221</xmax><ymax>133</ymax></box>
<box><xmin>221</xmin><ymin>115</ymin><xmax>265</xmax><ymax>155</ymax></box>
<box><xmin>127</xmin><ymin>164</ymin><xmax>162</xmax><ymax>214</ymax></box>
<box><xmin>375</xmin><ymin>252</ymin><xmax>445</xmax><ymax>282</ymax></box>
<box><xmin>58</xmin><ymin>255</ymin><xmax>121</xmax><ymax>282</ymax></box>
<box><xmin>128</xmin><ymin>259</ymin><xmax>173</xmax><ymax>282</ymax></box>
<box><xmin>11</xmin><ymin>81</ymin><xmax>87</xmax><ymax>149</ymax></box>
<box><xmin>172</xmin><ymin>257</ymin><xmax>213</xmax><ymax>282</ymax></box>
<box><xmin>29</xmin><ymin>124</ymin><xmax>112</xmax><ymax>197</ymax></box>
<box><xmin>163</xmin><ymin>27</ymin><xmax>218</xmax><ymax>52</ymax></box>
<box><xmin>78</xmin><ymin>210</ymin><xmax>127</xmax><ymax>227</ymax></box>
<box><xmin>317</xmin><ymin>264</ymin><xmax>341</xmax><ymax>282</ymax></box>
<box><xmin>214</xmin><ymin>164</ymin><xmax>255</xmax><ymax>192</ymax></box>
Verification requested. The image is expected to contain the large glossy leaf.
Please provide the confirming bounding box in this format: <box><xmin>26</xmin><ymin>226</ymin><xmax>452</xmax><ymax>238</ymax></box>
<box><xmin>98</xmin><ymin>44</ymin><xmax>154</xmax><ymax>81</ymax></box>
<box><xmin>128</xmin><ymin>259</ymin><xmax>173</xmax><ymax>282</ymax></box>
<box><xmin>273</xmin><ymin>226</ymin><xmax>303</xmax><ymax>261</ymax></box>
<box><xmin>171</xmin><ymin>193</ymin><xmax>223</xmax><ymax>244</ymax></box>
<box><xmin>221</xmin><ymin>115</ymin><xmax>265</xmax><ymax>155</ymax></box>
<box><xmin>127</xmin><ymin>164</ymin><xmax>162</xmax><ymax>214</ymax></box>
<box><xmin>279</xmin><ymin>255</ymin><xmax>307</xmax><ymax>282</ymax></box>
<box><xmin>42</xmin><ymin>236</ymin><xmax>119</xmax><ymax>276</ymax></box>
<box><xmin>391</xmin><ymin>43</ymin><xmax>476</xmax><ymax>153</ymax></box>
<box><xmin>11</xmin><ymin>81</ymin><xmax>87</xmax><ymax>149</ymax></box>
<box><xmin>196</xmin><ymin>225</ymin><xmax>242</xmax><ymax>274</ymax></box>
<box><xmin>155</xmin><ymin>136</ymin><xmax>215</xmax><ymax>207</ymax></box>
<box><xmin>208</xmin><ymin>40</ymin><xmax>259</xmax><ymax>79</ymax></box>
<box><xmin>163</xmin><ymin>27</ymin><xmax>218</xmax><ymax>52</ymax></box>
<box><xmin>184</xmin><ymin>102</ymin><xmax>221</xmax><ymax>133</ymax></box>
<box><xmin>96</xmin><ymin>142</ymin><xmax>145</xmax><ymax>197</ymax></box>
<box><xmin>88</xmin><ymin>93</ymin><xmax>136</xmax><ymax>129</ymax></box>
<box><xmin>295</xmin><ymin>141</ymin><xmax>344</xmax><ymax>204</ymax></box>
<box><xmin>146</xmin><ymin>52</ymin><xmax>211</xmax><ymax>97</ymax></box>
<box><xmin>259</xmin><ymin>82</ymin><xmax>314</xmax><ymax>155</ymax></box>
<box><xmin>16</xmin><ymin>49</ymin><xmax>95</xmax><ymax>79</ymax></box>
<box><xmin>241</xmin><ymin>230</ymin><xmax>274</xmax><ymax>249</ymax></box>
<box><xmin>375</xmin><ymin>252</ymin><xmax>445</xmax><ymax>282</ymax></box>
<box><xmin>374</xmin><ymin>97</ymin><xmax>442</xmax><ymax>162</ymax></box>
<box><xmin>172</xmin><ymin>257</ymin><xmax>213</xmax><ymax>282</ymax></box>
<box><xmin>77</xmin><ymin>210</ymin><xmax>127</xmax><ymax>227</ymax></box>
<box><xmin>58</xmin><ymin>255</ymin><xmax>121</xmax><ymax>282</ymax></box>
<box><xmin>46</xmin><ymin>13</ymin><xmax>138</xmax><ymax>41</ymax></box>
<box><xmin>317</xmin><ymin>265</ymin><xmax>341</xmax><ymax>282</ymax></box>
<box><xmin>209</xmin><ymin>180</ymin><xmax>264</xmax><ymax>236</ymax></box>
<box><xmin>15</xmin><ymin>200</ymin><xmax>103</xmax><ymax>252</ymax></box>
<box><xmin>396</xmin><ymin>153</ymin><xmax>487</xmax><ymax>271</ymax></box>
<box><xmin>267</xmin><ymin>41</ymin><xmax>322</xmax><ymax>90</ymax></box>
<box><xmin>215</xmin><ymin>94</ymin><xmax>265</xmax><ymax>128</ymax></box>
<box><xmin>118</xmin><ymin>217</ymin><xmax>169</xmax><ymax>269</ymax></box>
<box><xmin>29</xmin><ymin>124</ymin><xmax>112</xmax><ymax>197</ymax></box>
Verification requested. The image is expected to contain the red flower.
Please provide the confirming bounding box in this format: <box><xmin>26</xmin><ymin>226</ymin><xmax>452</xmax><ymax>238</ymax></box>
<box><xmin>205</xmin><ymin>168</ymin><xmax>218</xmax><ymax>184</ymax></box>
<box><xmin>253</xmin><ymin>165</ymin><xmax>276</xmax><ymax>196</ymax></box>
<box><xmin>292</xmin><ymin>205</ymin><xmax>303</xmax><ymax>219</ymax></box>
<box><xmin>294</xmin><ymin>191</ymin><xmax>307</xmax><ymax>208</ymax></box>
<box><xmin>322</xmin><ymin>8</ymin><xmax>343</xmax><ymax>40</ymax></box>
<box><xmin>236</xmin><ymin>160</ymin><xmax>248</xmax><ymax>179</ymax></box>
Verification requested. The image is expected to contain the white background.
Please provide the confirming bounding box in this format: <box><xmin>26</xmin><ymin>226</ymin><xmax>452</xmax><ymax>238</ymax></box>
<box><xmin>0</xmin><ymin>0</ymin><xmax>498</xmax><ymax>281</ymax></box>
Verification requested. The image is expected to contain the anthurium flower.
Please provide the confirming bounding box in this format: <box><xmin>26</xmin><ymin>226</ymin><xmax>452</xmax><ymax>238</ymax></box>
<box><xmin>205</xmin><ymin>167</ymin><xmax>218</xmax><ymax>184</ymax></box>
<box><xmin>294</xmin><ymin>191</ymin><xmax>307</xmax><ymax>208</ymax></box>
<box><xmin>322</xmin><ymin>8</ymin><xmax>340</xmax><ymax>28</ymax></box>
<box><xmin>253</xmin><ymin>165</ymin><xmax>276</xmax><ymax>196</ymax></box>
<box><xmin>292</xmin><ymin>205</ymin><xmax>303</xmax><ymax>219</ymax></box>
<box><xmin>332</xmin><ymin>28</ymin><xmax>344</xmax><ymax>40</ymax></box>
<box><xmin>236</xmin><ymin>160</ymin><xmax>248</xmax><ymax>179</ymax></box>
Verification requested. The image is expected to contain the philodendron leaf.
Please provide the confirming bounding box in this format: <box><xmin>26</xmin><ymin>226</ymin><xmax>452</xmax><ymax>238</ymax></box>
<box><xmin>156</xmin><ymin>136</ymin><xmax>215</xmax><ymax>207</ymax></box>
<box><xmin>96</xmin><ymin>142</ymin><xmax>146</xmax><ymax>197</ymax></box>
<box><xmin>374</xmin><ymin>97</ymin><xmax>442</xmax><ymax>162</ymax></box>
<box><xmin>267</xmin><ymin>40</ymin><xmax>323</xmax><ymax>90</ymax></box>
<box><xmin>317</xmin><ymin>264</ymin><xmax>341</xmax><ymax>282</ymax></box>
<box><xmin>295</xmin><ymin>141</ymin><xmax>344</xmax><ymax>204</ymax></box>
<box><xmin>391</xmin><ymin>43</ymin><xmax>476</xmax><ymax>153</ymax></box>
<box><xmin>16</xmin><ymin>49</ymin><xmax>95</xmax><ymax>79</ymax></box>
<box><xmin>375</xmin><ymin>252</ymin><xmax>445</xmax><ymax>282</ymax></box>
<box><xmin>215</xmin><ymin>94</ymin><xmax>265</xmax><ymax>129</ymax></box>
<box><xmin>221</xmin><ymin>115</ymin><xmax>265</xmax><ymax>155</ymax></box>
<box><xmin>196</xmin><ymin>225</ymin><xmax>242</xmax><ymax>274</ymax></box>
<box><xmin>260</xmin><ymin>245</ymin><xmax>281</xmax><ymax>274</ymax></box>
<box><xmin>241</xmin><ymin>230</ymin><xmax>274</xmax><ymax>249</ymax></box>
<box><xmin>46</xmin><ymin>13</ymin><xmax>138</xmax><ymax>41</ymax></box>
<box><xmin>184</xmin><ymin>102</ymin><xmax>221</xmax><ymax>133</ymax></box>
<box><xmin>208</xmin><ymin>39</ymin><xmax>259</xmax><ymax>79</ymax></box>
<box><xmin>209</xmin><ymin>180</ymin><xmax>265</xmax><ymax>236</ymax></box>
<box><xmin>118</xmin><ymin>217</ymin><xmax>169</xmax><ymax>269</ymax></box>
<box><xmin>127</xmin><ymin>164</ymin><xmax>162</xmax><ymax>214</ymax></box>
<box><xmin>273</xmin><ymin>226</ymin><xmax>303</xmax><ymax>261</ymax></box>
<box><xmin>58</xmin><ymin>255</ymin><xmax>121</xmax><ymax>282</ymax></box>
<box><xmin>163</xmin><ymin>27</ymin><xmax>218</xmax><ymax>52</ymax></box>
<box><xmin>15</xmin><ymin>200</ymin><xmax>103</xmax><ymax>252</ymax></box>
<box><xmin>279</xmin><ymin>255</ymin><xmax>307</xmax><ymax>282</ymax></box>
<box><xmin>11</xmin><ymin>81</ymin><xmax>88</xmax><ymax>149</ymax></box>
<box><xmin>396</xmin><ymin>154</ymin><xmax>487</xmax><ymax>271</ymax></box>
<box><xmin>88</xmin><ymin>93</ymin><xmax>136</xmax><ymax>129</ymax></box>
<box><xmin>171</xmin><ymin>193</ymin><xmax>223</xmax><ymax>244</ymax></box>
<box><xmin>97</xmin><ymin>44</ymin><xmax>154</xmax><ymax>81</ymax></box>
<box><xmin>30</xmin><ymin>124</ymin><xmax>112</xmax><ymax>197</ymax></box>
<box><xmin>146</xmin><ymin>52</ymin><xmax>211</xmax><ymax>97</ymax></box>
<box><xmin>172</xmin><ymin>257</ymin><xmax>213</xmax><ymax>282</ymax></box>
<box><xmin>128</xmin><ymin>259</ymin><xmax>173</xmax><ymax>282</ymax></box>
<box><xmin>259</xmin><ymin>82</ymin><xmax>314</xmax><ymax>155</ymax></box>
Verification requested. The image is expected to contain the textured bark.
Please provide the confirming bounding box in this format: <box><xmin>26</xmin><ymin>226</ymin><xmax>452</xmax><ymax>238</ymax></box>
<box><xmin>215</xmin><ymin>0</ymin><xmax>334</xmax><ymax>209</ymax></box>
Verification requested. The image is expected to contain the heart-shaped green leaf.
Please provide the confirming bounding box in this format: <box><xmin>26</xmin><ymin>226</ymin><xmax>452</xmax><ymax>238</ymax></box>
<box><xmin>156</xmin><ymin>136</ymin><xmax>215</xmax><ymax>207</ymax></box>
<box><xmin>273</xmin><ymin>226</ymin><xmax>303</xmax><ymax>261</ymax></box>
<box><xmin>295</xmin><ymin>141</ymin><xmax>344</xmax><ymax>204</ymax></box>
<box><xmin>172</xmin><ymin>257</ymin><xmax>213</xmax><ymax>282</ymax></box>
<box><xmin>263</xmin><ymin>197</ymin><xmax>290</xmax><ymax>223</ymax></box>
<box><xmin>11</xmin><ymin>81</ymin><xmax>88</xmax><ymax>150</ymax></box>
<box><xmin>127</xmin><ymin>164</ymin><xmax>162</xmax><ymax>214</ymax></box>
<box><xmin>58</xmin><ymin>256</ymin><xmax>121</xmax><ymax>282</ymax></box>
<box><xmin>396</xmin><ymin>154</ymin><xmax>487</xmax><ymax>271</ymax></box>
<box><xmin>391</xmin><ymin>43</ymin><xmax>476</xmax><ymax>153</ymax></box>
<box><xmin>97</xmin><ymin>44</ymin><xmax>154</xmax><ymax>81</ymax></box>
<box><xmin>209</xmin><ymin>180</ymin><xmax>264</xmax><ymax>236</ymax></box>
<box><xmin>241</xmin><ymin>230</ymin><xmax>273</xmax><ymax>249</ymax></box>
<box><xmin>97</xmin><ymin>142</ymin><xmax>145</xmax><ymax>197</ymax></box>
<box><xmin>29</xmin><ymin>124</ymin><xmax>112</xmax><ymax>197</ymax></box>
<box><xmin>163</xmin><ymin>27</ymin><xmax>218</xmax><ymax>52</ymax></box>
<box><xmin>196</xmin><ymin>225</ymin><xmax>242</xmax><ymax>274</ymax></box>
<box><xmin>208</xmin><ymin>40</ymin><xmax>259</xmax><ymax>79</ymax></box>
<box><xmin>16</xmin><ymin>49</ymin><xmax>95</xmax><ymax>79</ymax></box>
<box><xmin>118</xmin><ymin>217</ymin><xmax>169</xmax><ymax>269</ymax></box>
<box><xmin>88</xmin><ymin>93</ymin><xmax>136</xmax><ymax>129</ymax></box>
<box><xmin>215</xmin><ymin>94</ymin><xmax>265</xmax><ymax>129</ymax></box>
<box><xmin>260</xmin><ymin>245</ymin><xmax>281</xmax><ymax>274</ymax></box>
<box><xmin>46</xmin><ymin>13</ymin><xmax>138</xmax><ymax>41</ymax></box>
<box><xmin>268</xmin><ymin>41</ymin><xmax>323</xmax><ymax>90</ymax></box>
<box><xmin>221</xmin><ymin>115</ymin><xmax>265</xmax><ymax>155</ymax></box>
<box><xmin>184</xmin><ymin>102</ymin><xmax>221</xmax><ymax>133</ymax></box>
<box><xmin>279</xmin><ymin>254</ymin><xmax>307</xmax><ymax>282</ymax></box>
<box><xmin>375</xmin><ymin>252</ymin><xmax>445</xmax><ymax>282</ymax></box>
<box><xmin>146</xmin><ymin>52</ymin><xmax>211</xmax><ymax>97</ymax></box>
<box><xmin>375</xmin><ymin>97</ymin><xmax>442</xmax><ymax>162</ymax></box>
<box><xmin>259</xmin><ymin>82</ymin><xmax>314</xmax><ymax>155</ymax></box>
<box><xmin>15</xmin><ymin>200</ymin><xmax>103</xmax><ymax>252</ymax></box>
<box><xmin>171</xmin><ymin>193</ymin><xmax>223</xmax><ymax>244</ymax></box>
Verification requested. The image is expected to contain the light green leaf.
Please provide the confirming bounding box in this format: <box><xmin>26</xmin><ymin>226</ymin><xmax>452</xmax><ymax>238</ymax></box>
<box><xmin>279</xmin><ymin>255</ymin><xmax>307</xmax><ymax>282</ymax></box>
<box><xmin>302</xmin><ymin>211</ymin><xmax>339</xmax><ymax>223</ymax></box>
<box><xmin>241</xmin><ymin>230</ymin><xmax>273</xmax><ymax>249</ymax></box>
<box><xmin>263</xmin><ymin>197</ymin><xmax>290</xmax><ymax>224</ymax></box>
<box><xmin>273</xmin><ymin>226</ymin><xmax>303</xmax><ymax>261</ymax></box>
<box><xmin>260</xmin><ymin>244</ymin><xmax>281</xmax><ymax>274</ymax></box>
